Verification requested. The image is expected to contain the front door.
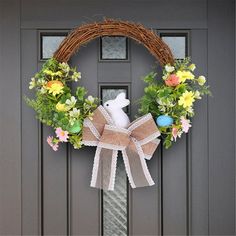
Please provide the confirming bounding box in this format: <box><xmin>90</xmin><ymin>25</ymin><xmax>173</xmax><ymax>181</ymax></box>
<box><xmin>22</xmin><ymin>26</ymin><xmax>208</xmax><ymax>236</ymax></box>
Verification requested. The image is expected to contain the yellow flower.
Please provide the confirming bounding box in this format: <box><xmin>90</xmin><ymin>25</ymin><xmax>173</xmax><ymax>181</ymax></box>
<box><xmin>197</xmin><ymin>76</ymin><xmax>206</xmax><ymax>86</ymax></box>
<box><xmin>178</xmin><ymin>91</ymin><xmax>195</xmax><ymax>108</ymax></box>
<box><xmin>56</xmin><ymin>102</ymin><xmax>68</xmax><ymax>112</ymax></box>
<box><xmin>176</xmin><ymin>70</ymin><xmax>195</xmax><ymax>83</ymax></box>
<box><xmin>48</xmin><ymin>84</ymin><xmax>64</xmax><ymax>96</ymax></box>
<box><xmin>46</xmin><ymin>80</ymin><xmax>64</xmax><ymax>96</ymax></box>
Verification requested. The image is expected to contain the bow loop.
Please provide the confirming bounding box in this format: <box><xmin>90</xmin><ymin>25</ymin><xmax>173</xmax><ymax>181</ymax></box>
<box><xmin>129</xmin><ymin>114</ymin><xmax>161</xmax><ymax>145</ymax></box>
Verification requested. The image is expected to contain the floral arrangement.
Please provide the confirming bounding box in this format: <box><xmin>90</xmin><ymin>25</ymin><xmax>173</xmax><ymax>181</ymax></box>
<box><xmin>25</xmin><ymin>58</ymin><xmax>98</xmax><ymax>150</ymax></box>
<box><xmin>139</xmin><ymin>58</ymin><xmax>210</xmax><ymax>148</ymax></box>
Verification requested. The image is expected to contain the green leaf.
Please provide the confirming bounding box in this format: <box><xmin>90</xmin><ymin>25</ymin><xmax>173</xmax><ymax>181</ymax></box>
<box><xmin>142</xmin><ymin>72</ymin><xmax>157</xmax><ymax>84</ymax></box>
<box><xmin>163</xmin><ymin>138</ymin><xmax>172</xmax><ymax>149</ymax></box>
<box><xmin>76</xmin><ymin>87</ymin><xmax>87</xmax><ymax>101</ymax></box>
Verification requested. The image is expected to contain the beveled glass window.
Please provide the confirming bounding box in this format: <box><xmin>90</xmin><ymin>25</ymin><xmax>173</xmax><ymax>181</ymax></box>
<box><xmin>160</xmin><ymin>32</ymin><xmax>188</xmax><ymax>59</ymax></box>
<box><xmin>99</xmin><ymin>85</ymin><xmax>129</xmax><ymax>236</ymax></box>
<box><xmin>100</xmin><ymin>36</ymin><xmax>128</xmax><ymax>60</ymax></box>
<box><xmin>40</xmin><ymin>33</ymin><xmax>66</xmax><ymax>60</ymax></box>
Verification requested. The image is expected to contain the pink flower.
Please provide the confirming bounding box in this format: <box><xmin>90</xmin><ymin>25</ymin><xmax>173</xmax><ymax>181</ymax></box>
<box><xmin>52</xmin><ymin>143</ymin><xmax>59</xmax><ymax>151</ymax></box>
<box><xmin>171</xmin><ymin>126</ymin><xmax>182</xmax><ymax>142</ymax></box>
<box><xmin>172</xmin><ymin>127</ymin><xmax>179</xmax><ymax>142</ymax></box>
<box><xmin>47</xmin><ymin>136</ymin><xmax>53</xmax><ymax>146</ymax></box>
<box><xmin>165</xmin><ymin>74</ymin><xmax>180</xmax><ymax>87</ymax></box>
<box><xmin>55</xmin><ymin>127</ymin><xmax>69</xmax><ymax>142</ymax></box>
<box><xmin>180</xmin><ymin>117</ymin><xmax>191</xmax><ymax>133</ymax></box>
<box><xmin>47</xmin><ymin>136</ymin><xmax>59</xmax><ymax>151</ymax></box>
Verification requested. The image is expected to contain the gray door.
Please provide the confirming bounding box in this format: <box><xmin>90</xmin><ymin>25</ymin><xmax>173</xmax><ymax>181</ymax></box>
<box><xmin>22</xmin><ymin>30</ymin><xmax>205</xmax><ymax>236</ymax></box>
<box><xmin>1</xmin><ymin>0</ymin><xmax>235</xmax><ymax>235</ymax></box>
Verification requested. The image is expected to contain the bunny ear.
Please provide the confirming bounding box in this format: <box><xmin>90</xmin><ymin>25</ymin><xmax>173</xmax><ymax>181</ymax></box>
<box><xmin>119</xmin><ymin>98</ymin><xmax>130</xmax><ymax>108</ymax></box>
<box><xmin>115</xmin><ymin>92</ymin><xmax>130</xmax><ymax>108</ymax></box>
<box><xmin>115</xmin><ymin>92</ymin><xmax>126</xmax><ymax>101</ymax></box>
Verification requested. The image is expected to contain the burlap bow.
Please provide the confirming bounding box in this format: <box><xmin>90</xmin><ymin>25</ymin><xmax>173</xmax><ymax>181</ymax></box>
<box><xmin>82</xmin><ymin>105</ymin><xmax>161</xmax><ymax>190</ymax></box>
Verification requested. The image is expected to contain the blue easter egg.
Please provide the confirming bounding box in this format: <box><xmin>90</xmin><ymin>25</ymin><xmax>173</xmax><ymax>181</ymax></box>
<box><xmin>156</xmin><ymin>115</ymin><xmax>173</xmax><ymax>127</ymax></box>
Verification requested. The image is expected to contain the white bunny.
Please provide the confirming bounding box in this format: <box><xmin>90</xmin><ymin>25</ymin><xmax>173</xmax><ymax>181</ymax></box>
<box><xmin>104</xmin><ymin>92</ymin><xmax>130</xmax><ymax>128</ymax></box>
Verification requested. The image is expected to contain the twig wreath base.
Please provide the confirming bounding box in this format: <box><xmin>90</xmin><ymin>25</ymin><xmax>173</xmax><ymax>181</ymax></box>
<box><xmin>54</xmin><ymin>18</ymin><xmax>174</xmax><ymax>65</ymax></box>
<box><xmin>26</xmin><ymin>19</ymin><xmax>210</xmax><ymax>151</ymax></box>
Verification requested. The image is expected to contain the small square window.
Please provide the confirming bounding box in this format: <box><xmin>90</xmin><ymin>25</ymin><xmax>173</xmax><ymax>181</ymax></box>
<box><xmin>99</xmin><ymin>84</ymin><xmax>130</xmax><ymax>113</ymax></box>
<box><xmin>40</xmin><ymin>33</ymin><xmax>67</xmax><ymax>60</ymax></box>
<box><xmin>100</xmin><ymin>36</ymin><xmax>128</xmax><ymax>60</ymax></box>
<box><xmin>160</xmin><ymin>32</ymin><xmax>188</xmax><ymax>59</ymax></box>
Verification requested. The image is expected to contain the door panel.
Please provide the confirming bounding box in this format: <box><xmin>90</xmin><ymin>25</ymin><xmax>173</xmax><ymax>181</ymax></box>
<box><xmin>42</xmin><ymin>126</ymin><xmax>68</xmax><ymax>235</ymax></box>
<box><xmin>130</xmin><ymin>41</ymin><xmax>162</xmax><ymax>236</ymax></box>
<box><xmin>70</xmin><ymin>40</ymin><xmax>100</xmax><ymax>236</ymax></box>
<box><xmin>21</xmin><ymin>29</ymin><xmax>41</xmax><ymax>235</ymax></box>
<box><xmin>190</xmin><ymin>29</ymin><xmax>208</xmax><ymax>235</ymax></box>
<box><xmin>162</xmin><ymin>138</ymin><xmax>188</xmax><ymax>235</ymax></box>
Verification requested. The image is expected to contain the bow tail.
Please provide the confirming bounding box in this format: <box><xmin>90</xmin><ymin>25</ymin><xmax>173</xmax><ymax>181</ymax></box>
<box><xmin>122</xmin><ymin>138</ymin><xmax>155</xmax><ymax>188</ymax></box>
<box><xmin>90</xmin><ymin>147</ymin><xmax>118</xmax><ymax>191</ymax></box>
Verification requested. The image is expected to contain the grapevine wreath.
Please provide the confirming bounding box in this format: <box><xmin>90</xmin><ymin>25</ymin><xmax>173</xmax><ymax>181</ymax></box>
<box><xmin>26</xmin><ymin>19</ymin><xmax>210</xmax><ymax>190</ymax></box>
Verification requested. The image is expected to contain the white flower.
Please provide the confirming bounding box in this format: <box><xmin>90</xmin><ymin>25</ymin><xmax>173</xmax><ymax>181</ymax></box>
<box><xmin>59</xmin><ymin>62</ymin><xmax>70</xmax><ymax>73</ymax></box>
<box><xmin>69</xmin><ymin>108</ymin><xmax>80</xmax><ymax>118</ymax></box>
<box><xmin>40</xmin><ymin>87</ymin><xmax>47</xmax><ymax>94</ymax></box>
<box><xmin>69</xmin><ymin>117</ymin><xmax>76</xmax><ymax>126</ymax></box>
<box><xmin>29</xmin><ymin>78</ymin><xmax>36</xmax><ymax>89</ymax></box>
<box><xmin>195</xmin><ymin>90</ymin><xmax>202</xmax><ymax>99</ymax></box>
<box><xmin>187</xmin><ymin>106</ymin><xmax>194</xmax><ymax>115</ymax></box>
<box><xmin>157</xmin><ymin>99</ymin><xmax>164</xmax><ymax>105</ymax></box>
<box><xmin>197</xmin><ymin>76</ymin><xmax>206</xmax><ymax>86</ymax></box>
<box><xmin>165</xmin><ymin>64</ymin><xmax>175</xmax><ymax>73</ymax></box>
<box><xmin>72</xmin><ymin>71</ymin><xmax>81</xmax><ymax>82</ymax></box>
<box><xmin>65</xmin><ymin>96</ymin><xmax>77</xmax><ymax>107</ymax></box>
<box><xmin>188</xmin><ymin>64</ymin><xmax>196</xmax><ymax>71</ymax></box>
<box><xmin>38</xmin><ymin>78</ymin><xmax>46</xmax><ymax>85</ymax></box>
<box><xmin>162</xmin><ymin>74</ymin><xmax>168</xmax><ymax>80</ymax></box>
<box><xmin>87</xmin><ymin>95</ymin><xmax>95</xmax><ymax>103</ymax></box>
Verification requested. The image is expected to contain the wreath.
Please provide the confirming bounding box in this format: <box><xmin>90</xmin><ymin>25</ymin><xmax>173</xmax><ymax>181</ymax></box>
<box><xmin>25</xmin><ymin>19</ymin><xmax>210</xmax><ymax>151</ymax></box>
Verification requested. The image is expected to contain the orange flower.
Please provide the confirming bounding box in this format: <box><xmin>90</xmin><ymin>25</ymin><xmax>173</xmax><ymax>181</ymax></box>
<box><xmin>165</xmin><ymin>74</ymin><xmax>180</xmax><ymax>87</ymax></box>
<box><xmin>46</xmin><ymin>80</ymin><xmax>64</xmax><ymax>96</ymax></box>
<box><xmin>46</xmin><ymin>80</ymin><xmax>63</xmax><ymax>88</ymax></box>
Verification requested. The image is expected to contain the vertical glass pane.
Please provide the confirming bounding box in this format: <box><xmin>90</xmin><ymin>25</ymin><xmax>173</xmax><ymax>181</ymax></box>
<box><xmin>103</xmin><ymin>157</ymin><xmax>127</xmax><ymax>236</ymax></box>
<box><xmin>161</xmin><ymin>35</ymin><xmax>187</xmax><ymax>59</ymax></box>
<box><xmin>101</xmin><ymin>87</ymin><xmax>128</xmax><ymax>236</ymax></box>
<box><xmin>101</xmin><ymin>36</ymin><xmax>128</xmax><ymax>60</ymax></box>
<box><xmin>41</xmin><ymin>35</ymin><xmax>66</xmax><ymax>59</ymax></box>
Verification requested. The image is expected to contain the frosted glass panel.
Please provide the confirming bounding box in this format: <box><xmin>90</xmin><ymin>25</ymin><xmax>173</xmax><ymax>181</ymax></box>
<box><xmin>100</xmin><ymin>86</ymin><xmax>128</xmax><ymax>236</ymax></box>
<box><xmin>101</xmin><ymin>37</ymin><xmax>128</xmax><ymax>60</ymax></box>
<box><xmin>103</xmin><ymin>156</ymin><xmax>127</xmax><ymax>236</ymax></box>
<box><xmin>161</xmin><ymin>35</ymin><xmax>187</xmax><ymax>59</ymax></box>
<box><xmin>41</xmin><ymin>35</ymin><xmax>66</xmax><ymax>59</ymax></box>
